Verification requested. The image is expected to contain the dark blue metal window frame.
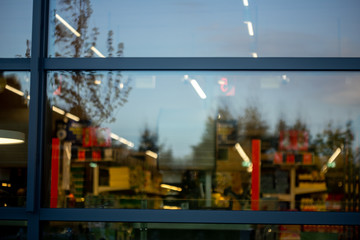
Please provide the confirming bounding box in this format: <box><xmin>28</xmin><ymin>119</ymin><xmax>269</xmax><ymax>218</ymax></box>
<box><xmin>0</xmin><ymin>0</ymin><xmax>360</xmax><ymax>238</ymax></box>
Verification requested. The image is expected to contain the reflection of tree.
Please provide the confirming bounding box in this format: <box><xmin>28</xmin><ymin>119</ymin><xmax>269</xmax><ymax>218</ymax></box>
<box><xmin>50</xmin><ymin>0</ymin><xmax>130</xmax><ymax>124</ymax></box>
<box><xmin>138</xmin><ymin>127</ymin><xmax>160</xmax><ymax>153</ymax></box>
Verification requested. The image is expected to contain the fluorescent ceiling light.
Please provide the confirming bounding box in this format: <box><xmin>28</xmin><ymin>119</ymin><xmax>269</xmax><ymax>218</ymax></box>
<box><xmin>90</xmin><ymin>46</ymin><xmax>105</xmax><ymax>58</ymax></box>
<box><xmin>252</xmin><ymin>52</ymin><xmax>258</xmax><ymax>58</ymax></box>
<box><xmin>163</xmin><ymin>205</ymin><xmax>181</xmax><ymax>210</ymax></box>
<box><xmin>0</xmin><ymin>130</ymin><xmax>25</xmax><ymax>145</ymax></box>
<box><xmin>328</xmin><ymin>148</ymin><xmax>341</xmax><ymax>163</ymax></box>
<box><xmin>190</xmin><ymin>79</ymin><xmax>207</xmax><ymax>99</ymax></box>
<box><xmin>243</xmin><ymin>0</ymin><xmax>249</xmax><ymax>6</ymax></box>
<box><xmin>160</xmin><ymin>184</ymin><xmax>182</xmax><ymax>192</ymax></box>
<box><xmin>55</xmin><ymin>14</ymin><xmax>81</xmax><ymax>37</ymax></box>
<box><xmin>235</xmin><ymin>143</ymin><xmax>251</xmax><ymax>162</ymax></box>
<box><xmin>5</xmin><ymin>85</ymin><xmax>24</xmax><ymax>96</ymax></box>
<box><xmin>65</xmin><ymin>113</ymin><xmax>80</xmax><ymax>122</ymax></box>
<box><xmin>146</xmin><ymin>150</ymin><xmax>158</xmax><ymax>159</ymax></box>
<box><xmin>110</xmin><ymin>133</ymin><xmax>134</xmax><ymax>148</ymax></box>
<box><xmin>244</xmin><ymin>21</ymin><xmax>254</xmax><ymax>36</ymax></box>
<box><xmin>94</xmin><ymin>80</ymin><xmax>101</xmax><ymax>85</ymax></box>
<box><xmin>52</xmin><ymin>106</ymin><xmax>65</xmax><ymax>115</ymax></box>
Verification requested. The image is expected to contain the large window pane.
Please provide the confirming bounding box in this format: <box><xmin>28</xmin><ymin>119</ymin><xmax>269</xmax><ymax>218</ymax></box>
<box><xmin>48</xmin><ymin>0</ymin><xmax>360</xmax><ymax>57</ymax></box>
<box><xmin>0</xmin><ymin>72</ymin><xmax>30</xmax><ymax>207</ymax></box>
<box><xmin>45</xmin><ymin>71</ymin><xmax>360</xmax><ymax>211</ymax></box>
<box><xmin>0</xmin><ymin>221</ymin><xmax>27</xmax><ymax>239</ymax></box>
<box><xmin>43</xmin><ymin>221</ymin><xmax>358</xmax><ymax>240</ymax></box>
<box><xmin>0</xmin><ymin>0</ymin><xmax>32</xmax><ymax>58</ymax></box>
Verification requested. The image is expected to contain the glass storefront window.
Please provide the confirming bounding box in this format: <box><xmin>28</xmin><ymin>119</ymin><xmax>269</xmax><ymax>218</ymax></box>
<box><xmin>0</xmin><ymin>72</ymin><xmax>30</xmax><ymax>207</ymax></box>
<box><xmin>48</xmin><ymin>0</ymin><xmax>360</xmax><ymax>57</ymax></box>
<box><xmin>43</xmin><ymin>221</ymin><xmax>359</xmax><ymax>240</ymax></box>
<box><xmin>0</xmin><ymin>221</ymin><xmax>27</xmax><ymax>239</ymax></box>
<box><xmin>44</xmin><ymin>71</ymin><xmax>360</xmax><ymax>211</ymax></box>
<box><xmin>0</xmin><ymin>0</ymin><xmax>32</xmax><ymax>58</ymax></box>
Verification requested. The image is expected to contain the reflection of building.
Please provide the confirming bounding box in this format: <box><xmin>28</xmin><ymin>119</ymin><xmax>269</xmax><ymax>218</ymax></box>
<box><xmin>1</xmin><ymin>0</ymin><xmax>360</xmax><ymax>239</ymax></box>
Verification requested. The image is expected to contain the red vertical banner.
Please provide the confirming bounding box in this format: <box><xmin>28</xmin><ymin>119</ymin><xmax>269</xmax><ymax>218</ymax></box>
<box><xmin>251</xmin><ymin>139</ymin><xmax>261</xmax><ymax>211</ymax></box>
<box><xmin>50</xmin><ymin>138</ymin><xmax>60</xmax><ymax>208</ymax></box>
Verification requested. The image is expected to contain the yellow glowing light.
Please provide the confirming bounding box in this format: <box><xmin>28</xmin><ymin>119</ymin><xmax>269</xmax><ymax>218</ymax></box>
<box><xmin>235</xmin><ymin>143</ymin><xmax>251</xmax><ymax>162</ymax></box>
<box><xmin>252</xmin><ymin>52</ymin><xmax>258</xmax><ymax>58</ymax></box>
<box><xmin>5</xmin><ymin>85</ymin><xmax>24</xmax><ymax>96</ymax></box>
<box><xmin>328</xmin><ymin>148</ymin><xmax>341</xmax><ymax>163</ymax></box>
<box><xmin>160</xmin><ymin>184</ymin><xmax>182</xmax><ymax>192</ymax></box>
<box><xmin>52</xmin><ymin>106</ymin><xmax>65</xmax><ymax>115</ymax></box>
<box><xmin>163</xmin><ymin>205</ymin><xmax>182</xmax><ymax>210</ymax></box>
<box><xmin>65</xmin><ymin>113</ymin><xmax>80</xmax><ymax>122</ymax></box>
<box><xmin>146</xmin><ymin>150</ymin><xmax>158</xmax><ymax>159</ymax></box>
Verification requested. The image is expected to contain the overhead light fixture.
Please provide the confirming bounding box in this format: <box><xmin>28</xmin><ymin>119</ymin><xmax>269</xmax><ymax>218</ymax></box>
<box><xmin>110</xmin><ymin>133</ymin><xmax>134</xmax><ymax>148</ymax></box>
<box><xmin>190</xmin><ymin>79</ymin><xmax>207</xmax><ymax>99</ymax></box>
<box><xmin>55</xmin><ymin>14</ymin><xmax>81</xmax><ymax>37</ymax></box>
<box><xmin>0</xmin><ymin>130</ymin><xmax>25</xmax><ymax>145</ymax></box>
<box><xmin>5</xmin><ymin>85</ymin><xmax>24</xmax><ymax>96</ymax></box>
<box><xmin>94</xmin><ymin>79</ymin><xmax>102</xmax><ymax>85</ymax></box>
<box><xmin>160</xmin><ymin>184</ymin><xmax>182</xmax><ymax>192</ymax></box>
<box><xmin>235</xmin><ymin>143</ymin><xmax>251</xmax><ymax>163</ymax></box>
<box><xmin>243</xmin><ymin>0</ymin><xmax>249</xmax><ymax>7</ymax></box>
<box><xmin>90</xmin><ymin>46</ymin><xmax>105</xmax><ymax>58</ymax></box>
<box><xmin>146</xmin><ymin>150</ymin><xmax>158</xmax><ymax>159</ymax></box>
<box><xmin>252</xmin><ymin>52</ymin><xmax>258</xmax><ymax>58</ymax></box>
<box><xmin>52</xmin><ymin>106</ymin><xmax>65</xmax><ymax>115</ymax></box>
<box><xmin>328</xmin><ymin>148</ymin><xmax>341</xmax><ymax>164</ymax></box>
<box><xmin>65</xmin><ymin>112</ymin><xmax>80</xmax><ymax>122</ymax></box>
<box><xmin>244</xmin><ymin>21</ymin><xmax>254</xmax><ymax>36</ymax></box>
<box><xmin>163</xmin><ymin>205</ymin><xmax>182</xmax><ymax>210</ymax></box>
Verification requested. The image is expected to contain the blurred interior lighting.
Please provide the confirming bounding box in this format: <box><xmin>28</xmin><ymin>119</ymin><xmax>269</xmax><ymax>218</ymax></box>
<box><xmin>163</xmin><ymin>205</ymin><xmax>182</xmax><ymax>210</ymax></box>
<box><xmin>5</xmin><ymin>85</ymin><xmax>24</xmax><ymax>96</ymax></box>
<box><xmin>146</xmin><ymin>150</ymin><xmax>158</xmax><ymax>159</ymax></box>
<box><xmin>244</xmin><ymin>21</ymin><xmax>254</xmax><ymax>36</ymax></box>
<box><xmin>119</xmin><ymin>83</ymin><xmax>124</xmax><ymax>89</ymax></box>
<box><xmin>252</xmin><ymin>52</ymin><xmax>258</xmax><ymax>58</ymax></box>
<box><xmin>235</xmin><ymin>143</ymin><xmax>251</xmax><ymax>163</ymax></box>
<box><xmin>90</xmin><ymin>46</ymin><xmax>105</xmax><ymax>58</ymax></box>
<box><xmin>94</xmin><ymin>80</ymin><xmax>101</xmax><ymax>85</ymax></box>
<box><xmin>243</xmin><ymin>0</ymin><xmax>249</xmax><ymax>7</ymax></box>
<box><xmin>52</xmin><ymin>106</ymin><xmax>65</xmax><ymax>115</ymax></box>
<box><xmin>190</xmin><ymin>79</ymin><xmax>207</xmax><ymax>99</ymax></box>
<box><xmin>65</xmin><ymin>113</ymin><xmax>80</xmax><ymax>122</ymax></box>
<box><xmin>110</xmin><ymin>133</ymin><xmax>134</xmax><ymax>148</ymax></box>
<box><xmin>0</xmin><ymin>130</ymin><xmax>25</xmax><ymax>145</ymax></box>
<box><xmin>55</xmin><ymin>14</ymin><xmax>81</xmax><ymax>37</ymax></box>
<box><xmin>160</xmin><ymin>184</ymin><xmax>182</xmax><ymax>192</ymax></box>
<box><xmin>328</xmin><ymin>148</ymin><xmax>341</xmax><ymax>163</ymax></box>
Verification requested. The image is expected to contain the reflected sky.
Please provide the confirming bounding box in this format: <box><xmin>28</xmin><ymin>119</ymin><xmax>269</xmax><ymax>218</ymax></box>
<box><xmin>0</xmin><ymin>0</ymin><xmax>32</xmax><ymax>57</ymax></box>
<box><xmin>47</xmin><ymin>0</ymin><xmax>360</xmax><ymax>57</ymax></box>
<box><xmin>48</xmin><ymin>71</ymin><xmax>360</xmax><ymax>162</ymax></box>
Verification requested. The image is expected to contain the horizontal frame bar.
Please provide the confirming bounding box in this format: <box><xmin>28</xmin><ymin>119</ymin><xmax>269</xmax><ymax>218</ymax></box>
<box><xmin>0</xmin><ymin>59</ymin><xmax>31</xmax><ymax>71</ymax></box>
<box><xmin>44</xmin><ymin>57</ymin><xmax>360</xmax><ymax>71</ymax></box>
<box><xmin>0</xmin><ymin>208</ymin><xmax>27</xmax><ymax>220</ymax></box>
<box><xmin>40</xmin><ymin>209</ymin><xmax>360</xmax><ymax>225</ymax></box>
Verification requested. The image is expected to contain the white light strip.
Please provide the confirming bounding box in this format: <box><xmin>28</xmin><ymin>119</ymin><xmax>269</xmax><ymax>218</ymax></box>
<box><xmin>5</xmin><ymin>85</ymin><xmax>24</xmax><ymax>96</ymax></box>
<box><xmin>0</xmin><ymin>130</ymin><xmax>25</xmax><ymax>145</ymax></box>
<box><xmin>65</xmin><ymin>113</ymin><xmax>80</xmax><ymax>122</ymax></box>
<box><xmin>90</xmin><ymin>46</ymin><xmax>106</xmax><ymax>58</ymax></box>
<box><xmin>328</xmin><ymin>148</ymin><xmax>341</xmax><ymax>163</ymax></box>
<box><xmin>244</xmin><ymin>21</ymin><xmax>254</xmax><ymax>36</ymax></box>
<box><xmin>110</xmin><ymin>133</ymin><xmax>134</xmax><ymax>148</ymax></box>
<box><xmin>160</xmin><ymin>184</ymin><xmax>182</xmax><ymax>192</ymax></box>
<box><xmin>55</xmin><ymin>14</ymin><xmax>81</xmax><ymax>37</ymax></box>
<box><xmin>235</xmin><ymin>143</ymin><xmax>251</xmax><ymax>162</ymax></box>
<box><xmin>163</xmin><ymin>205</ymin><xmax>182</xmax><ymax>210</ymax></box>
<box><xmin>190</xmin><ymin>79</ymin><xmax>207</xmax><ymax>99</ymax></box>
<box><xmin>146</xmin><ymin>150</ymin><xmax>158</xmax><ymax>159</ymax></box>
<box><xmin>252</xmin><ymin>52</ymin><xmax>258</xmax><ymax>58</ymax></box>
<box><xmin>243</xmin><ymin>0</ymin><xmax>249</xmax><ymax>7</ymax></box>
<box><xmin>52</xmin><ymin>106</ymin><xmax>65</xmax><ymax>115</ymax></box>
